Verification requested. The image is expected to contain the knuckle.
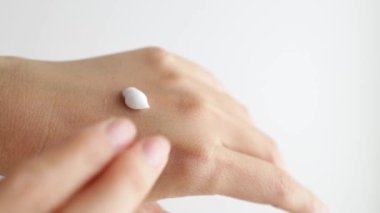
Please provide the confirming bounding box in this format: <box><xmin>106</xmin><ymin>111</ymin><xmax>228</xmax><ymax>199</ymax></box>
<box><xmin>162</xmin><ymin>68</ymin><xmax>183</xmax><ymax>83</ymax></box>
<box><xmin>223</xmin><ymin>95</ymin><xmax>250</xmax><ymax>118</ymax></box>
<box><xmin>174</xmin><ymin>92</ymin><xmax>206</xmax><ymax>115</ymax></box>
<box><xmin>143</xmin><ymin>46</ymin><xmax>175</xmax><ymax>69</ymax></box>
<box><xmin>203</xmin><ymin>161</ymin><xmax>219</xmax><ymax>195</ymax></box>
<box><xmin>272</xmin><ymin>172</ymin><xmax>294</xmax><ymax>207</ymax></box>
<box><xmin>170</xmin><ymin>141</ymin><xmax>218</xmax><ymax>194</ymax></box>
<box><xmin>190</xmin><ymin>143</ymin><xmax>219</xmax><ymax>194</ymax></box>
<box><xmin>266</xmin><ymin>146</ymin><xmax>281</xmax><ymax>164</ymax></box>
<box><xmin>262</xmin><ymin>137</ymin><xmax>283</xmax><ymax>166</ymax></box>
<box><xmin>194</xmin><ymin>142</ymin><xmax>217</xmax><ymax>163</ymax></box>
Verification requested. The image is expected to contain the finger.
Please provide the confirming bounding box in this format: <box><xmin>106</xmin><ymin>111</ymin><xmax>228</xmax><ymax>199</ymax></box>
<box><xmin>216</xmin><ymin>148</ymin><xmax>328</xmax><ymax>213</ymax></box>
<box><xmin>61</xmin><ymin>136</ymin><xmax>170</xmax><ymax>213</ymax></box>
<box><xmin>223</xmin><ymin>127</ymin><xmax>286</xmax><ymax>168</ymax></box>
<box><xmin>0</xmin><ymin>118</ymin><xmax>136</xmax><ymax>213</ymax></box>
<box><xmin>135</xmin><ymin>202</ymin><xmax>168</xmax><ymax>213</ymax></box>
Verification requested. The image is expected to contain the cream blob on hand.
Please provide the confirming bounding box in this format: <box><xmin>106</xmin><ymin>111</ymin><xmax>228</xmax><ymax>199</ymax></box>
<box><xmin>122</xmin><ymin>87</ymin><xmax>150</xmax><ymax>110</ymax></box>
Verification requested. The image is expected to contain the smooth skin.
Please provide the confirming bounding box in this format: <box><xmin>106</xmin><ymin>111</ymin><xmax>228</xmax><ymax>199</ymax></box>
<box><xmin>0</xmin><ymin>118</ymin><xmax>170</xmax><ymax>213</ymax></box>
<box><xmin>0</xmin><ymin>47</ymin><xmax>328</xmax><ymax>212</ymax></box>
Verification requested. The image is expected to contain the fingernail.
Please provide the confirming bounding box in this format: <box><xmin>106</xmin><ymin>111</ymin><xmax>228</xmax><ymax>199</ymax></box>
<box><xmin>142</xmin><ymin>136</ymin><xmax>170</xmax><ymax>167</ymax></box>
<box><xmin>106</xmin><ymin>118</ymin><xmax>136</xmax><ymax>148</ymax></box>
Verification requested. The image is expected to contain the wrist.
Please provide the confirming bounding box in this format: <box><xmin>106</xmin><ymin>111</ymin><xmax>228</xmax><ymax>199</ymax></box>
<box><xmin>0</xmin><ymin>57</ymin><xmax>51</xmax><ymax>174</ymax></box>
<box><xmin>0</xmin><ymin>57</ymin><xmax>18</xmax><ymax>173</ymax></box>
<box><xmin>0</xmin><ymin>58</ymin><xmax>108</xmax><ymax>174</ymax></box>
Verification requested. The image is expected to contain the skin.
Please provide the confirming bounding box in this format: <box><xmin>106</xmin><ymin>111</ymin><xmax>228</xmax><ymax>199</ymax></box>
<box><xmin>0</xmin><ymin>47</ymin><xmax>328</xmax><ymax>212</ymax></box>
<box><xmin>0</xmin><ymin>118</ymin><xmax>170</xmax><ymax>213</ymax></box>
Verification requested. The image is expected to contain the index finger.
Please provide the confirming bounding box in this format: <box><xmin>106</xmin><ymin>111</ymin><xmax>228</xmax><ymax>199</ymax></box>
<box><xmin>215</xmin><ymin>149</ymin><xmax>328</xmax><ymax>213</ymax></box>
<box><xmin>0</xmin><ymin>118</ymin><xmax>136</xmax><ymax>213</ymax></box>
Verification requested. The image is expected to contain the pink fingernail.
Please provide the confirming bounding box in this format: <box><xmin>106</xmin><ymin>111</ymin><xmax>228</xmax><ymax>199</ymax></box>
<box><xmin>142</xmin><ymin>136</ymin><xmax>170</xmax><ymax>167</ymax></box>
<box><xmin>106</xmin><ymin>118</ymin><xmax>136</xmax><ymax>148</ymax></box>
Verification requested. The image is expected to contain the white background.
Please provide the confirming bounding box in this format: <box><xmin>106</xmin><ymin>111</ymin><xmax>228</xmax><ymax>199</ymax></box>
<box><xmin>0</xmin><ymin>0</ymin><xmax>379</xmax><ymax>212</ymax></box>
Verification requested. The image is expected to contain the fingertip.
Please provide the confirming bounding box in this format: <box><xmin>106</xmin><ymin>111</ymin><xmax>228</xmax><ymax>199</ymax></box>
<box><xmin>141</xmin><ymin>136</ymin><xmax>171</xmax><ymax>168</ymax></box>
<box><xmin>60</xmin><ymin>135</ymin><xmax>171</xmax><ymax>213</ymax></box>
<box><xmin>104</xmin><ymin>118</ymin><xmax>136</xmax><ymax>149</ymax></box>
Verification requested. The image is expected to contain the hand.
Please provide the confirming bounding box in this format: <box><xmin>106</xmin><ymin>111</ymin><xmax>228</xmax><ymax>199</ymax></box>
<box><xmin>0</xmin><ymin>47</ymin><xmax>327</xmax><ymax>212</ymax></box>
<box><xmin>0</xmin><ymin>118</ymin><xmax>170</xmax><ymax>213</ymax></box>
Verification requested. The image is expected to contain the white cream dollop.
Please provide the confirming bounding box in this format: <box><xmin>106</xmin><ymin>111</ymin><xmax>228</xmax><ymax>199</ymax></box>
<box><xmin>122</xmin><ymin>87</ymin><xmax>150</xmax><ymax>110</ymax></box>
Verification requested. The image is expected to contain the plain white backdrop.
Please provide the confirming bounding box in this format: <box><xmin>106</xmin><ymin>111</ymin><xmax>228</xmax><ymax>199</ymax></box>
<box><xmin>0</xmin><ymin>0</ymin><xmax>379</xmax><ymax>212</ymax></box>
